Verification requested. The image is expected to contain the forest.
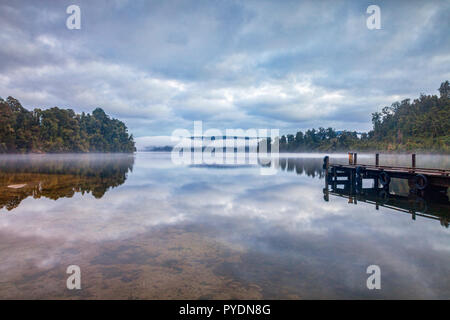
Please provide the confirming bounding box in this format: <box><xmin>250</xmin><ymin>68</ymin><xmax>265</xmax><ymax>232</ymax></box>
<box><xmin>0</xmin><ymin>96</ymin><xmax>136</xmax><ymax>153</ymax></box>
<box><xmin>273</xmin><ymin>81</ymin><xmax>450</xmax><ymax>153</ymax></box>
<box><xmin>2</xmin><ymin>81</ymin><xmax>449</xmax><ymax>154</ymax></box>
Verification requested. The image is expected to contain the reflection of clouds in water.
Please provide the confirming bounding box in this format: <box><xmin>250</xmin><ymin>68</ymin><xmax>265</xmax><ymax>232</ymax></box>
<box><xmin>0</xmin><ymin>153</ymin><xmax>448</xmax><ymax>245</ymax></box>
<box><xmin>0</xmin><ymin>185</ymin><xmax>181</xmax><ymax>242</ymax></box>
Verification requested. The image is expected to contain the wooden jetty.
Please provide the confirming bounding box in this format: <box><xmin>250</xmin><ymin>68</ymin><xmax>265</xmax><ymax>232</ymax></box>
<box><xmin>323</xmin><ymin>153</ymin><xmax>450</xmax><ymax>193</ymax></box>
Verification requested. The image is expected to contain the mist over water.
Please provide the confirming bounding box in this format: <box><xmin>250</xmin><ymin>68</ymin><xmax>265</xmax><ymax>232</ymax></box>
<box><xmin>0</xmin><ymin>152</ymin><xmax>449</xmax><ymax>299</ymax></box>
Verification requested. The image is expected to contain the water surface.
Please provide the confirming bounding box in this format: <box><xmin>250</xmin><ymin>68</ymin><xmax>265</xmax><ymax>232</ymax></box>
<box><xmin>0</xmin><ymin>152</ymin><xmax>449</xmax><ymax>299</ymax></box>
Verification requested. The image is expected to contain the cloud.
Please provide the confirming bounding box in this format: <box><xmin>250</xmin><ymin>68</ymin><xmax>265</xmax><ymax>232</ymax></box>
<box><xmin>0</xmin><ymin>0</ymin><xmax>449</xmax><ymax>137</ymax></box>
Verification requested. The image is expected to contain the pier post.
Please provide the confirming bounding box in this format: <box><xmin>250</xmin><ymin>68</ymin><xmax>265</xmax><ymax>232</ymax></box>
<box><xmin>375</xmin><ymin>153</ymin><xmax>379</xmax><ymax>167</ymax></box>
<box><xmin>333</xmin><ymin>167</ymin><xmax>337</xmax><ymax>189</ymax></box>
<box><xmin>354</xmin><ymin>153</ymin><xmax>357</xmax><ymax>165</ymax></box>
<box><xmin>412</xmin><ymin>154</ymin><xmax>416</xmax><ymax>169</ymax></box>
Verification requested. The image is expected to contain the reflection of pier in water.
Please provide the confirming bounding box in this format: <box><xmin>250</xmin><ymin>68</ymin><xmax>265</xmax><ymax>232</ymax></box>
<box><xmin>322</xmin><ymin>153</ymin><xmax>450</xmax><ymax>228</ymax></box>
<box><xmin>324</xmin><ymin>180</ymin><xmax>450</xmax><ymax>228</ymax></box>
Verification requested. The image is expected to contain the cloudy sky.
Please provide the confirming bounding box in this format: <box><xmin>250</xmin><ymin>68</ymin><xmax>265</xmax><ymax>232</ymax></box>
<box><xmin>1</xmin><ymin>0</ymin><xmax>449</xmax><ymax>147</ymax></box>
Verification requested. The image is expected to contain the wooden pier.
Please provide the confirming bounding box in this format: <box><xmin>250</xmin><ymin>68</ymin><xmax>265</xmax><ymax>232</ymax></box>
<box><xmin>323</xmin><ymin>153</ymin><xmax>450</xmax><ymax>193</ymax></box>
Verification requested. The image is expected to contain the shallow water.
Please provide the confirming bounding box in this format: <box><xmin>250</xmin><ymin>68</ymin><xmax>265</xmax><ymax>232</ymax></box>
<box><xmin>0</xmin><ymin>152</ymin><xmax>449</xmax><ymax>299</ymax></box>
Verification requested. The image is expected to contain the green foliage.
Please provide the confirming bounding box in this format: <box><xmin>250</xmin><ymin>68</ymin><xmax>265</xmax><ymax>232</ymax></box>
<box><xmin>268</xmin><ymin>81</ymin><xmax>450</xmax><ymax>153</ymax></box>
<box><xmin>0</xmin><ymin>97</ymin><xmax>136</xmax><ymax>153</ymax></box>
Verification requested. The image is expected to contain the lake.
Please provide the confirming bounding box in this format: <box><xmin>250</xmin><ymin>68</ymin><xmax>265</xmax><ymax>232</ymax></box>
<box><xmin>0</xmin><ymin>152</ymin><xmax>449</xmax><ymax>299</ymax></box>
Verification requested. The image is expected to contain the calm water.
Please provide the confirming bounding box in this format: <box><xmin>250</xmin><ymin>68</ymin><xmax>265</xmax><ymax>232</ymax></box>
<box><xmin>0</xmin><ymin>152</ymin><xmax>449</xmax><ymax>299</ymax></box>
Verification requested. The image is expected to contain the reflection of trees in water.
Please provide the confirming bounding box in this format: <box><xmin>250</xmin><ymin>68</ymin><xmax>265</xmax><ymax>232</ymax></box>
<box><xmin>275</xmin><ymin>158</ymin><xmax>325</xmax><ymax>178</ymax></box>
<box><xmin>0</xmin><ymin>154</ymin><xmax>134</xmax><ymax>211</ymax></box>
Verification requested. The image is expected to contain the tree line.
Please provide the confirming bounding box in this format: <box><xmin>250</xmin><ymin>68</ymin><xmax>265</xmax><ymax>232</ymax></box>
<box><xmin>0</xmin><ymin>96</ymin><xmax>136</xmax><ymax>153</ymax></box>
<box><xmin>271</xmin><ymin>81</ymin><xmax>450</xmax><ymax>153</ymax></box>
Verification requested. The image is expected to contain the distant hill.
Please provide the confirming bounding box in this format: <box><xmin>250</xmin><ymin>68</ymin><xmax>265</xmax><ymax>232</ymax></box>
<box><xmin>0</xmin><ymin>96</ymin><xmax>136</xmax><ymax>153</ymax></box>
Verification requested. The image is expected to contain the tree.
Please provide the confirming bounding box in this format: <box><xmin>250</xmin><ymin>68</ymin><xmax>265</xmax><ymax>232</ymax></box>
<box><xmin>0</xmin><ymin>97</ymin><xmax>136</xmax><ymax>153</ymax></box>
<box><xmin>439</xmin><ymin>80</ymin><xmax>450</xmax><ymax>99</ymax></box>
